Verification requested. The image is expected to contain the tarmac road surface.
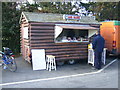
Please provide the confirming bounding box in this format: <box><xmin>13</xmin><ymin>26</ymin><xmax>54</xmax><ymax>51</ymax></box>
<box><xmin>1</xmin><ymin>56</ymin><xmax>118</xmax><ymax>88</ymax></box>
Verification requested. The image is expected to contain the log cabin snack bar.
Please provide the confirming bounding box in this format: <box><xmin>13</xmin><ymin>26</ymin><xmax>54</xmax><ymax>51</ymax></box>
<box><xmin>19</xmin><ymin>12</ymin><xmax>100</xmax><ymax>65</ymax></box>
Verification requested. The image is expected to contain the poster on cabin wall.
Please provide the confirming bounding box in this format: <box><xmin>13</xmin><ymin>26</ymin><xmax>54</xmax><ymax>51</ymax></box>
<box><xmin>23</xmin><ymin>27</ymin><xmax>28</xmax><ymax>39</ymax></box>
<box><xmin>31</xmin><ymin>49</ymin><xmax>46</xmax><ymax>70</ymax></box>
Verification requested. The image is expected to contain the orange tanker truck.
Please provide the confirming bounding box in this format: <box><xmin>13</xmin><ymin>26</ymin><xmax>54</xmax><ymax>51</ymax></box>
<box><xmin>100</xmin><ymin>20</ymin><xmax>120</xmax><ymax>56</ymax></box>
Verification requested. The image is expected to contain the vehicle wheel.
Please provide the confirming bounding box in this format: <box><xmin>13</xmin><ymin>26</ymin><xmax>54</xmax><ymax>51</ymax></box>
<box><xmin>56</xmin><ymin>61</ymin><xmax>65</xmax><ymax>66</ymax></box>
<box><xmin>68</xmin><ymin>59</ymin><xmax>75</xmax><ymax>65</ymax></box>
<box><xmin>118</xmin><ymin>55</ymin><xmax>120</xmax><ymax>59</ymax></box>
<box><xmin>6</xmin><ymin>56</ymin><xmax>17</xmax><ymax>72</ymax></box>
<box><xmin>30</xmin><ymin>59</ymin><xmax>33</xmax><ymax>66</ymax></box>
<box><xmin>106</xmin><ymin>50</ymin><xmax>110</xmax><ymax>58</ymax></box>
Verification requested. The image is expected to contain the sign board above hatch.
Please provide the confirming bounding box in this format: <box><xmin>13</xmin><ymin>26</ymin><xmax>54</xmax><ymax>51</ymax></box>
<box><xmin>63</xmin><ymin>14</ymin><xmax>81</xmax><ymax>20</ymax></box>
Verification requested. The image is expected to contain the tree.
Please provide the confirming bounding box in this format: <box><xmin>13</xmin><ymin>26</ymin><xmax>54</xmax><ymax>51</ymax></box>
<box><xmin>20</xmin><ymin>2</ymin><xmax>39</xmax><ymax>12</ymax></box>
<box><xmin>87</xmin><ymin>2</ymin><xmax>119</xmax><ymax>21</ymax></box>
<box><xmin>2</xmin><ymin>2</ymin><xmax>21</xmax><ymax>54</ymax></box>
<box><xmin>38</xmin><ymin>2</ymin><xmax>75</xmax><ymax>14</ymax></box>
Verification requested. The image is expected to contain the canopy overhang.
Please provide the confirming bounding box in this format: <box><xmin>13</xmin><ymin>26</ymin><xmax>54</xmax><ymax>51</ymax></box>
<box><xmin>57</xmin><ymin>24</ymin><xmax>99</xmax><ymax>30</ymax></box>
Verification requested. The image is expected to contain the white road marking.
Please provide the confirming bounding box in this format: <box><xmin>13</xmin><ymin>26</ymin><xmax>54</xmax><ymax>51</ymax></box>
<box><xmin>0</xmin><ymin>59</ymin><xmax>117</xmax><ymax>86</ymax></box>
<box><xmin>98</xmin><ymin>59</ymin><xmax>117</xmax><ymax>72</ymax></box>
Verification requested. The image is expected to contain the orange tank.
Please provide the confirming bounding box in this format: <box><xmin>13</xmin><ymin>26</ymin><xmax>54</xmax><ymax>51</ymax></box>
<box><xmin>100</xmin><ymin>21</ymin><xmax>120</xmax><ymax>55</ymax></box>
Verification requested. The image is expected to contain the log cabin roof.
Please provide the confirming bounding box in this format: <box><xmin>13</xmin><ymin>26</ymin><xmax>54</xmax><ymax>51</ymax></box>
<box><xmin>20</xmin><ymin>12</ymin><xmax>100</xmax><ymax>24</ymax></box>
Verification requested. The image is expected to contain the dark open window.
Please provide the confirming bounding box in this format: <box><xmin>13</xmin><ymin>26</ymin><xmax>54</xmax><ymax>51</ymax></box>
<box><xmin>55</xmin><ymin>24</ymin><xmax>98</xmax><ymax>43</ymax></box>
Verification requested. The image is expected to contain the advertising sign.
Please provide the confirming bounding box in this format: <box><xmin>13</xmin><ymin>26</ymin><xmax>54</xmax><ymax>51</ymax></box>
<box><xmin>63</xmin><ymin>14</ymin><xmax>81</xmax><ymax>20</ymax></box>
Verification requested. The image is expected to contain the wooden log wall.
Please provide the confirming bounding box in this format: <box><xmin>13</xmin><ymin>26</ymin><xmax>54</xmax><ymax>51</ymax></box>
<box><xmin>30</xmin><ymin>22</ymin><xmax>89</xmax><ymax>61</ymax></box>
<box><xmin>20</xmin><ymin>15</ymin><xmax>30</xmax><ymax>61</ymax></box>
